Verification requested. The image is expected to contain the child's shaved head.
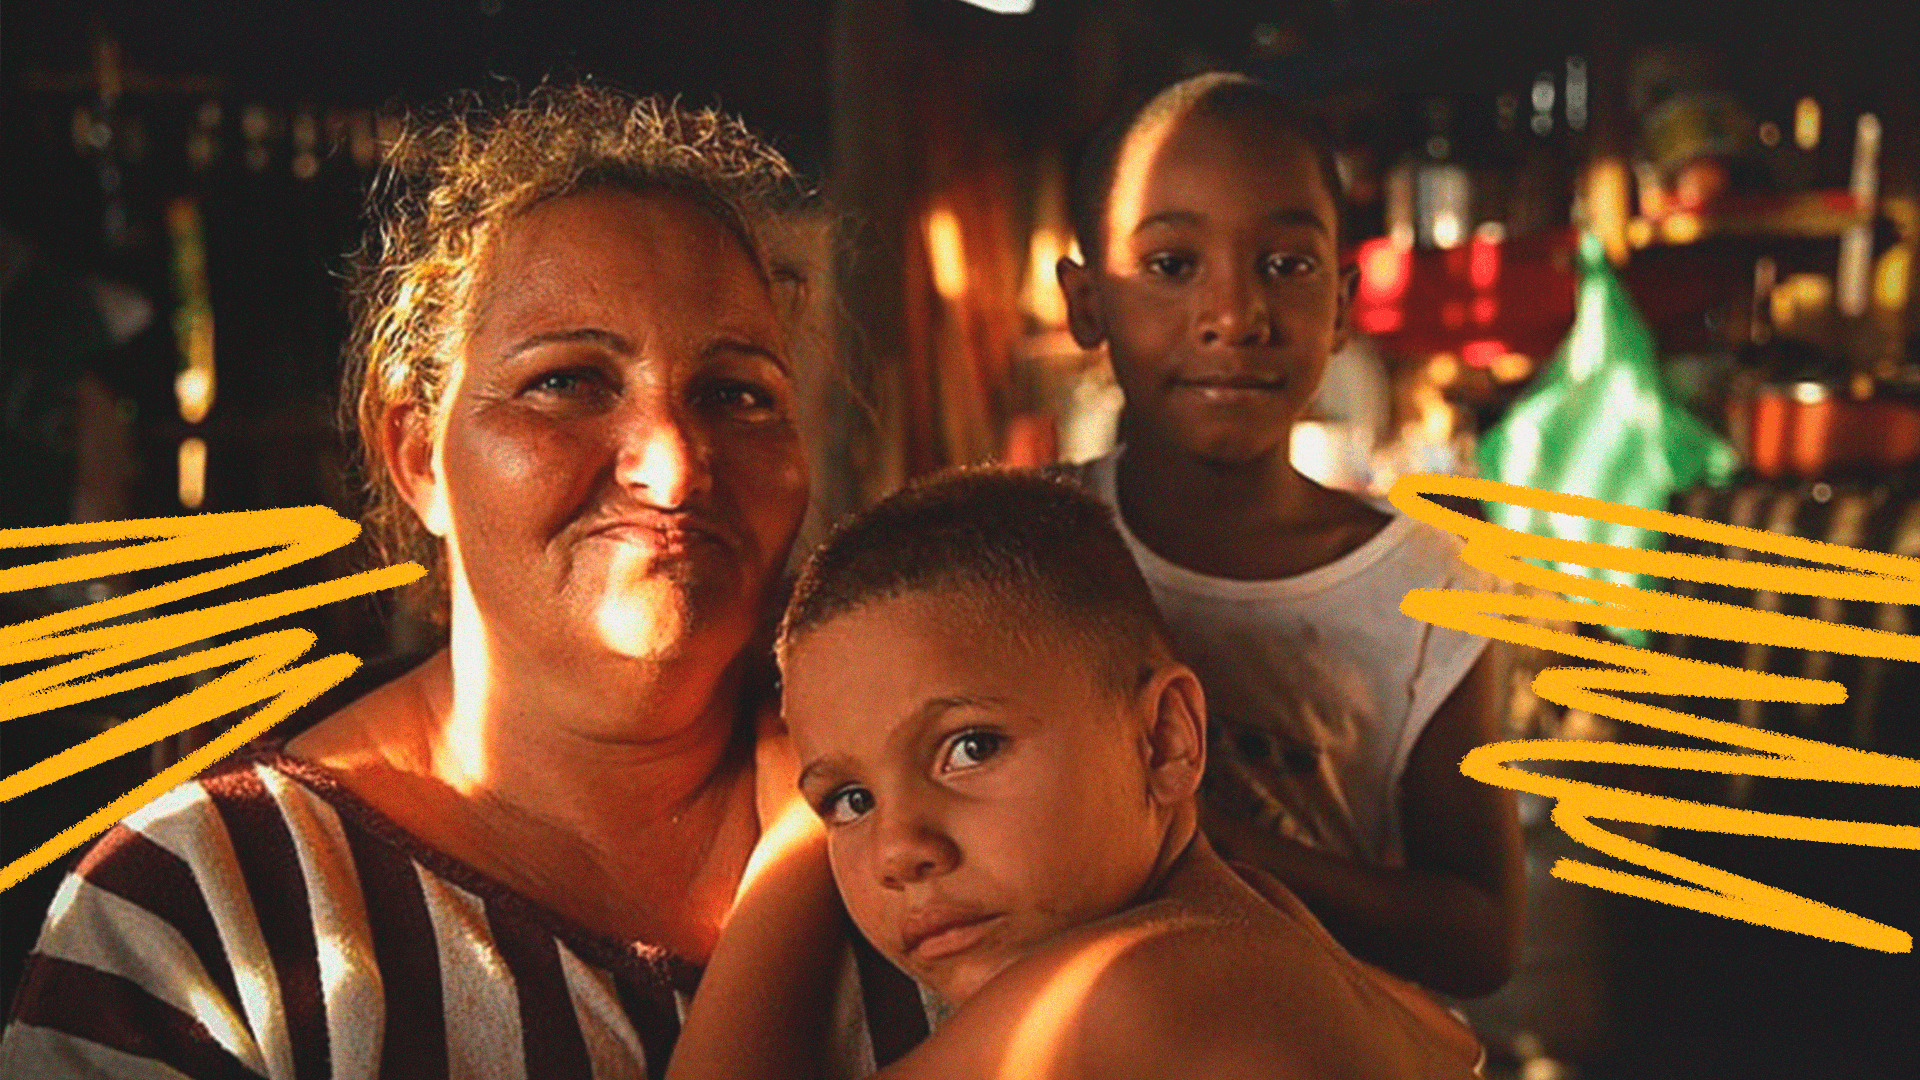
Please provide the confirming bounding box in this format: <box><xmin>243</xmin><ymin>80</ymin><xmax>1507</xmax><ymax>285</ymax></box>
<box><xmin>1069</xmin><ymin>72</ymin><xmax>1343</xmax><ymax>268</ymax></box>
<box><xmin>779</xmin><ymin>469</ymin><xmax>1173</xmax><ymax>696</ymax></box>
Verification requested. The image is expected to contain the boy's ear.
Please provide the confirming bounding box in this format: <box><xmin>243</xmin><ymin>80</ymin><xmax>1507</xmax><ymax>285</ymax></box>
<box><xmin>1137</xmin><ymin>663</ymin><xmax>1207</xmax><ymax>808</ymax></box>
<box><xmin>1332</xmin><ymin>262</ymin><xmax>1360</xmax><ymax>356</ymax></box>
<box><xmin>384</xmin><ymin>402</ymin><xmax>451</xmax><ymax>538</ymax></box>
<box><xmin>1057</xmin><ymin>255</ymin><xmax>1107</xmax><ymax>350</ymax></box>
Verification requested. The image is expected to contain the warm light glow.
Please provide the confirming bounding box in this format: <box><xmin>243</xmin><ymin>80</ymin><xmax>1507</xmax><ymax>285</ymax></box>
<box><xmin>1416</xmin><ymin>384</ymin><xmax>1455</xmax><ymax>444</ymax></box>
<box><xmin>1463</xmin><ymin>340</ymin><xmax>1504</xmax><ymax>368</ymax></box>
<box><xmin>177</xmin><ymin>437</ymin><xmax>206</xmax><ymax>510</ymax></box>
<box><xmin>1773</xmin><ymin>272</ymin><xmax>1834</xmax><ymax>332</ymax></box>
<box><xmin>1431</xmin><ymin>210</ymin><xmax>1464</xmax><ymax>250</ymax></box>
<box><xmin>1022</xmin><ymin>224</ymin><xmax>1070</xmax><ymax>326</ymax></box>
<box><xmin>1358</xmin><ymin>236</ymin><xmax>1412</xmax><ymax>304</ymax></box>
<box><xmin>1020</xmin><ymin>159</ymin><xmax>1074</xmax><ymax>328</ymax></box>
<box><xmin>1875</xmin><ymin>245</ymin><xmax>1912</xmax><ymax>313</ymax></box>
<box><xmin>1587</xmin><ymin>156</ymin><xmax>1632</xmax><ymax>264</ymax></box>
<box><xmin>955</xmin><ymin>0</ymin><xmax>1033</xmax><ymax>11</ymax></box>
<box><xmin>925</xmin><ymin>204</ymin><xmax>969</xmax><ymax>302</ymax></box>
<box><xmin>1427</xmin><ymin>353</ymin><xmax>1460</xmax><ymax>387</ymax></box>
<box><xmin>1626</xmin><ymin>219</ymin><xmax>1655</xmax><ymax>248</ymax></box>
<box><xmin>175</xmin><ymin>365</ymin><xmax>214</xmax><ymax>425</ymax></box>
<box><xmin>1491</xmin><ymin>352</ymin><xmax>1535</xmax><ymax>383</ymax></box>
<box><xmin>1659</xmin><ymin>212</ymin><xmax>1703</xmax><ymax>246</ymax></box>
<box><xmin>1794</xmin><ymin>97</ymin><xmax>1821</xmax><ymax>151</ymax></box>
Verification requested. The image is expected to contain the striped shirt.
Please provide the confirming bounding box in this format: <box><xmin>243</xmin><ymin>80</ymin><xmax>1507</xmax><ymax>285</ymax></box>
<box><xmin>1</xmin><ymin>751</ymin><xmax>928</xmax><ymax>1079</ymax></box>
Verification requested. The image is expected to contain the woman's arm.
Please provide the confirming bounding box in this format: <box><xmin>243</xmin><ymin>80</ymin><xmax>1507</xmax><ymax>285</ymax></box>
<box><xmin>1205</xmin><ymin>648</ymin><xmax>1526</xmax><ymax>998</ymax></box>
<box><xmin>666</xmin><ymin>746</ymin><xmax>849</xmax><ymax>1080</ymax></box>
<box><xmin>1</xmin><ymin>829</ymin><xmax>271</xmax><ymax>1078</ymax></box>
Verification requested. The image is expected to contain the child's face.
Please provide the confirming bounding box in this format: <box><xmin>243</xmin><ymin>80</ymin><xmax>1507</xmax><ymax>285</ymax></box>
<box><xmin>1062</xmin><ymin>110</ymin><xmax>1351</xmax><ymax>468</ymax></box>
<box><xmin>783</xmin><ymin>594</ymin><xmax>1168</xmax><ymax>1005</ymax></box>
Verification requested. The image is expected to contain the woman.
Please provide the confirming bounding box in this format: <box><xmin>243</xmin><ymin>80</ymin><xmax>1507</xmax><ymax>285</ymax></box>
<box><xmin>2</xmin><ymin>85</ymin><xmax>918</xmax><ymax>1079</ymax></box>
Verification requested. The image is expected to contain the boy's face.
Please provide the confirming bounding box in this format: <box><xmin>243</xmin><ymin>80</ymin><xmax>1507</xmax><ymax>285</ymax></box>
<box><xmin>1061</xmin><ymin>110</ymin><xmax>1352</xmax><ymax>468</ymax></box>
<box><xmin>783</xmin><ymin>593</ymin><xmax>1168</xmax><ymax>1005</ymax></box>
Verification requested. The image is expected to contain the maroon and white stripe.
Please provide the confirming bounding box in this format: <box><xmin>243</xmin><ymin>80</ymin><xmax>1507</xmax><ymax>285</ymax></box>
<box><xmin>2</xmin><ymin>753</ymin><xmax>924</xmax><ymax>1079</ymax></box>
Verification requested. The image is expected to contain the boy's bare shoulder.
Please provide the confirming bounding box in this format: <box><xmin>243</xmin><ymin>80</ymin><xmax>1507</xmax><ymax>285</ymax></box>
<box><xmin>1069</xmin><ymin>901</ymin><xmax>1447</xmax><ymax>1079</ymax></box>
<box><xmin>887</xmin><ymin>891</ymin><xmax>1474</xmax><ymax>1080</ymax></box>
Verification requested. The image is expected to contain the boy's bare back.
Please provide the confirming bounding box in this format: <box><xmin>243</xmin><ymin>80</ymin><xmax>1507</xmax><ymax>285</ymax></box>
<box><xmin>875</xmin><ymin>837</ymin><xmax>1481</xmax><ymax>1080</ymax></box>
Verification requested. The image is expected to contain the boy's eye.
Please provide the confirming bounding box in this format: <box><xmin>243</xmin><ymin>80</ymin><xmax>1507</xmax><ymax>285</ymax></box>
<box><xmin>940</xmin><ymin>730</ymin><xmax>1005</xmax><ymax>772</ymax></box>
<box><xmin>1142</xmin><ymin>252</ymin><xmax>1196</xmax><ymax>279</ymax></box>
<box><xmin>821</xmin><ymin>786</ymin><xmax>875</xmax><ymax>826</ymax></box>
<box><xmin>1261</xmin><ymin>253</ymin><xmax>1318</xmax><ymax>278</ymax></box>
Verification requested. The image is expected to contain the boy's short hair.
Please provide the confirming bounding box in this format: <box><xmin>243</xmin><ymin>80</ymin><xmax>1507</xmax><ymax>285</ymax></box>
<box><xmin>779</xmin><ymin>468</ymin><xmax>1173</xmax><ymax>696</ymax></box>
<box><xmin>1069</xmin><ymin>71</ymin><xmax>1344</xmax><ymax>268</ymax></box>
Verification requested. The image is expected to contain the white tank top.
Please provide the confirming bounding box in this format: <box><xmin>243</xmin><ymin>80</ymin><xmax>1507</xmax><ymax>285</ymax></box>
<box><xmin>1070</xmin><ymin>450</ymin><xmax>1492</xmax><ymax>866</ymax></box>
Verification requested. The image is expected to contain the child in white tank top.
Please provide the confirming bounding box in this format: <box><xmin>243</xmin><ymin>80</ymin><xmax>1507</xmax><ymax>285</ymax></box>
<box><xmin>1050</xmin><ymin>72</ymin><xmax>1524</xmax><ymax>999</ymax></box>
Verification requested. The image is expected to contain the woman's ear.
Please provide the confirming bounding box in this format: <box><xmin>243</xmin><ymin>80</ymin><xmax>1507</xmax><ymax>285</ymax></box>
<box><xmin>1057</xmin><ymin>255</ymin><xmax>1108</xmax><ymax>351</ymax></box>
<box><xmin>1137</xmin><ymin>663</ymin><xmax>1207</xmax><ymax>808</ymax></box>
<box><xmin>384</xmin><ymin>402</ymin><xmax>450</xmax><ymax>538</ymax></box>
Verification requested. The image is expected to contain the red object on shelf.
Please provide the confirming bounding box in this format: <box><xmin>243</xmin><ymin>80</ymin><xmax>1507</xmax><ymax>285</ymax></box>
<box><xmin>1352</xmin><ymin>230</ymin><xmax>1577</xmax><ymax>362</ymax></box>
<box><xmin>1352</xmin><ymin>226</ymin><xmax>1779</xmax><ymax>365</ymax></box>
<box><xmin>1870</xmin><ymin>399</ymin><xmax>1920</xmax><ymax>470</ymax></box>
<box><xmin>1749</xmin><ymin>387</ymin><xmax>1792</xmax><ymax>479</ymax></box>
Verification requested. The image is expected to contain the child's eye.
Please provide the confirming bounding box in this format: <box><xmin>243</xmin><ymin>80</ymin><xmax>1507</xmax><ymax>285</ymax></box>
<box><xmin>820</xmin><ymin>785</ymin><xmax>875</xmax><ymax>826</ymax></box>
<box><xmin>940</xmin><ymin>730</ymin><xmax>1005</xmax><ymax>773</ymax></box>
<box><xmin>1261</xmin><ymin>253</ymin><xmax>1318</xmax><ymax>279</ymax></box>
<box><xmin>1142</xmin><ymin>252</ymin><xmax>1197</xmax><ymax>279</ymax></box>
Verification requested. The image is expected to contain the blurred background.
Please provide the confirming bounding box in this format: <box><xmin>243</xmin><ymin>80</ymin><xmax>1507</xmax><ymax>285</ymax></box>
<box><xmin>4</xmin><ymin>1</ymin><xmax>1918</xmax><ymax>1076</ymax></box>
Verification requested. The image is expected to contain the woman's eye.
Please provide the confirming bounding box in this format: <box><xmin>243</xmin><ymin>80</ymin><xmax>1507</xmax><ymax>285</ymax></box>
<box><xmin>696</xmin><ymin>380</ymin><xmax>780</xmax><ymax>417</ymax></box>
<box><xmin>1143</xmin><ymin>253</ymin><xmax>1196</xmax><ymax>279</ymax></box>
<box><xmin>940</xmin><ymin>731</ymin><xmax>1005</xmax><ymax>772</ymax></box>
<box><xmin>821</xmin><ymin>786</ymin><xmax>874</xmax><ymax>826</ymax></box>
<box><xmin>1261</xmin><ymin>253</ymin><xmax>1317</xmax><ymax>278</ymax></box>
<box><xmin>524</xmin><ymin>367</ymin><xmax>608</xmax><ymax>398</ymax></box>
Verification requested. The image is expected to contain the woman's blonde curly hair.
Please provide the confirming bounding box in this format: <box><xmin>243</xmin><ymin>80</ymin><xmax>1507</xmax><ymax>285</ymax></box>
<box><xmin>341</xmin><ymin>82</ymin><xmax>799</xmax><ymax>624</ymax></box>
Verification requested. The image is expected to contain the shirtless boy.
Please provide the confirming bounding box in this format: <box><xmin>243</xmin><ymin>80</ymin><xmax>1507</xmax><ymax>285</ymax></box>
<box><xmin>665</xmin><ymin>470</ymin><xmax>1481</xmax><ymax>1080</ymax></box>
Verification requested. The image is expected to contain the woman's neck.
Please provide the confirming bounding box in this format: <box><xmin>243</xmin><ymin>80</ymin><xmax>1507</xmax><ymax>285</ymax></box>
<box><xmin>293</xmin><ymin>646</ymin><xmax>761</xmax><ymax>962</ymax></box>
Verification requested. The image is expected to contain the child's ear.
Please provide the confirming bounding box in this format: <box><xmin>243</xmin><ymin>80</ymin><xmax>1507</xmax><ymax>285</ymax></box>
<box><xmin>385</xmin><ymin>402</ymin><xmax>451</xmax><ymax>538</ymax></box>
<box><xmin>1332</xmin><ymin>262</ymin><xmax>1359</xmax><ymax>356</ymax></box>
<box><xmin>1137</xmin><ymin>663</ymin><xmax>1206</xmax><ymax>808</ymax></box>
<box><xmin>1057</xmin><ymin>255</ymin><xmax>1107</xmax><ymax>350</ymax></box>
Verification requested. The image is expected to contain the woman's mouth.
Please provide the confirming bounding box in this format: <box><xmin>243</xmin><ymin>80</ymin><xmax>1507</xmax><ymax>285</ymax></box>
<box><xmin>583</xmin><ymin>511</ymin><xmax>733</xmax><ymax>558</ymax></box>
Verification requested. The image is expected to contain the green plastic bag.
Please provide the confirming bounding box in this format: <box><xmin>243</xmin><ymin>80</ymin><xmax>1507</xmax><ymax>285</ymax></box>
<box><xmin>1476</xmin><ymin>231</ymin><xmax>1737</xmax><ymax>638</ymax></box>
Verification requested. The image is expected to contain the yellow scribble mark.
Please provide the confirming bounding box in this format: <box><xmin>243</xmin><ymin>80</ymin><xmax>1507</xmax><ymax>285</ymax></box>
<box><xmin>1389</xmin><ymin>475</ymin><xmax>1920</xmax><ymax>953</ymax></box>
<box><xmin>1</xmin><ymin>508</ymin><xmax>422</xmax><ymax>893</ymax></box>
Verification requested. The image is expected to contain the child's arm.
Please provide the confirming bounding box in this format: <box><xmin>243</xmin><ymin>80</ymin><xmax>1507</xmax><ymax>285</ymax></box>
<box><xmin>1203</xmin><ymin>648</ymin><xmax>1525</xmax><ymax>998</ymax></box>
<box><xmin>664</xmin><ymin>796</ymin><xmax>847</xmax><ymax>1080</ymax></box>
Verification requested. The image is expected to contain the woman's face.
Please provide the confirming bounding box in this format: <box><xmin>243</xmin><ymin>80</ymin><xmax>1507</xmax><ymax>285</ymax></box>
<box><xmin>404</xmin><ymin>187</ymin><xmax>808</xmax><ymax>673</ymax></box>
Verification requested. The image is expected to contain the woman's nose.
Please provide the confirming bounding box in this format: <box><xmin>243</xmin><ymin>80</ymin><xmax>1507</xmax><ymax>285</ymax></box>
<box><xmin>614</xmin><ymin>405</ymin><xmax>711</xmax><ymax>509</ymax></box>
<box><xmin>875</xmin><ymin>811</ymin><xmax>959</xmax><ymax>890</ymax></box>
<box><xmin>1196</xmin><ymin>270</ymin><xmax>1272</xmax><ymax>348</ymax></box>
